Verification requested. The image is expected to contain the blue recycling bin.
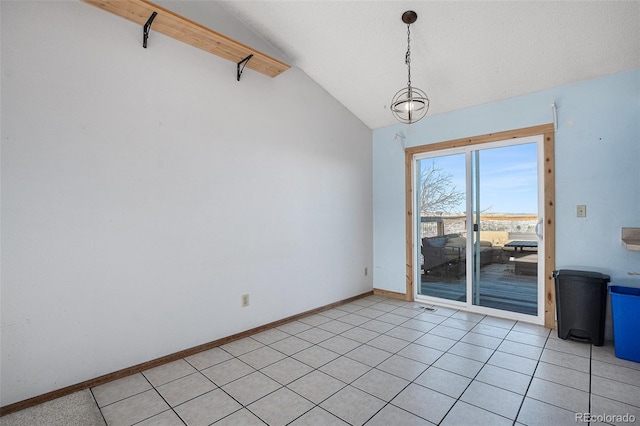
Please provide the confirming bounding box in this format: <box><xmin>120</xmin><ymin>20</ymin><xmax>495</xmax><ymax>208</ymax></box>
<box><xmin>609</xmin><ymin>286</ymin><xmax>640</xmax><ymax>362</ymax></box>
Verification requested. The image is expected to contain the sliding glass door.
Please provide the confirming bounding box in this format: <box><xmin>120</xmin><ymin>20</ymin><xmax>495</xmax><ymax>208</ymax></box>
<box><xmin>416</xmin><ymin>153</ymin><xmax>467</xmax><ymax>303</ymax></box>
<box><xmin>416</xmin><ymin>136</ymin><xmax>544</xmax><ymax>321</ymax></box>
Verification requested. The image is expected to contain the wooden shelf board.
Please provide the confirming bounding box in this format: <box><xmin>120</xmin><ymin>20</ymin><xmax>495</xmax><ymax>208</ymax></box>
<box><xmin>622</xmin><ymin>228</ymin><xmax>640</xmax><ymax>251</ymax></box>
<box><xmin>81</xmin><ymin>0</ymin><xmax>290</xmax><ymax>78</ymax></box>
<box><xmin>623</xmin><ymin>240</ymin><xmax>640</xmax><ymax>251</ymax></box>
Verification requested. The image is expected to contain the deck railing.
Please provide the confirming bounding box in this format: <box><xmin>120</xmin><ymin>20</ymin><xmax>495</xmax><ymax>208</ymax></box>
<box><xmin>420</xmin><ymin>215</ymin><xmax>538</xmax><ymax>246</ymax></box>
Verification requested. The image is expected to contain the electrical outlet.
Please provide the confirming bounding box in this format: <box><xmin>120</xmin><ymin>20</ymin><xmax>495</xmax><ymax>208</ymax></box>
<box><xmin>241</xmin><ymin>294</ymin><xmax>249</xmax><ymax>307</ymax></box>
<box><xmin>364</xmin><ymin>267</ymin><xmax>368</xmax><ymax>277</ymax></box>
<box><xmin>577</xmin><ymin>205</ymin><xmax>587</xmax><ymax>218</ymax></box>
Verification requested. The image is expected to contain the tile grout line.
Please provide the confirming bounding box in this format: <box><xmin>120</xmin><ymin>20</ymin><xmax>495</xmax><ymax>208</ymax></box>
<box><xmin>139</xmin><ymin>334</ymin><xmax>291</xmax><ymax>424</ymax></box>
<box><xmin>351</xmin><ymin>303</ymin><xmax>507</xmax><ymax>424</ymax></box>
<box><xmin>88</xmin><ymin>387</ymin><xmax>109</xmax><ymax>426</ymax></box>
<box><xmin>588</xmin><ymin>343</ymin><xmax>593</xmax><ymax>426</ymax></box>
<box><xmin>220</xmin><ymin>335</ymin><xmax>325</xmax><ymax>423</ymax></box>
<box><xmin>387</xmin><ymin>304</ymin><xmax>513</xmax><ymax>424</ymax></box>
<box><xmin>277</xmin><ymin>301</ymin><xmax>403</xmax><ymax>425</ymax></box>
<box><xmin>511</xmin><ymin>326</ymin><xmax>552</xmax><ymax>426</ymax></box>
<box><xmin>432</xmin><ymin>312</ymin><xmax>520</xmax><ymax>425</ymax></box>
<box><xmin>294</xmin><ymin>304</ymin><xmax>424</xmax><ymax>424</ymax></box>
<box><xmin>349</xmin><ymin>301</ymin><xmax>448</xmax><ymax>425</ymax></box>
<box><xmin>284</xmin><ymin>301</ymin><xmax>440</xmax><ymax>424</ymax></box>
<box><xmin>138</xmin><ymin>371</ymin><xmax>186</xmax><ymax>426</ymax></box>
<box><xmin>209</xmin><ymin>313</ymin><xmax>375</xmax><ymax>425</ymax></box>
<box><xmin>389</xmin><ymin>305</ymin><xmax>552</xmax><ymax>423</ymax></box>
<box><xmin>354</xmin><ymin>305</ymin><xmax>443</xmax><ymax>424</ymax></box>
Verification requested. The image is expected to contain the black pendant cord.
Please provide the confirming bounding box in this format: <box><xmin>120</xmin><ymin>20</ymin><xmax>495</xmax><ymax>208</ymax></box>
<box><xmin>406</xmin><ymin>23</ymin><xmax>412</xmax><ymax>88</ymax></box>
<box><xmin>406</xmin><ymin>23</ymin><xmax>413</xmax><ymax>121</ymax></box>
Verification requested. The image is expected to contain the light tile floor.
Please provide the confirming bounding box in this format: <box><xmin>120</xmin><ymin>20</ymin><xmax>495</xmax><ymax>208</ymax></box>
<box><xmin>7</xmin><ymin>295</ymin><xmax>640</xmax><ymax>426</ymax></box>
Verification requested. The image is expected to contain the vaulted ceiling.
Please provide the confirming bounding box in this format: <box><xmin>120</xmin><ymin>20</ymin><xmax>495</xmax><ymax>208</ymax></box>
<box><xmin>219</xmin><ymin>1</ymin><xmax>640</xmax><ymax>129</ymax></box>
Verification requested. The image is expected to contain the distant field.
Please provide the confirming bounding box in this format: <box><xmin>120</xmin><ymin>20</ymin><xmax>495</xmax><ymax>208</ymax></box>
<box><xmin>420</xmin><ymin>214</ymin><xmax>538</xmax><ymax>238</ymax></box>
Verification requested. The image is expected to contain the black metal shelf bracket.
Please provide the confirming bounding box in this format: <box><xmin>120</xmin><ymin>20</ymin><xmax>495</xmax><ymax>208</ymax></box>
<box><xmin>143</xmin><ymin>12</ymin><xmax>158</xmax><ymax>48</ymax></box>
<box><xmin>237</xmin><ymin>54</ymin><xmax>253</xmax><ymax>81</ymax></box>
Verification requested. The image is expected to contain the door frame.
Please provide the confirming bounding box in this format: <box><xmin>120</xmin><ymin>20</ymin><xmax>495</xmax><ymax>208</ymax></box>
<box><xmin>405</xmin><ymin>124</ymin><xmax>556</xmax><ymax>328</ymax></box>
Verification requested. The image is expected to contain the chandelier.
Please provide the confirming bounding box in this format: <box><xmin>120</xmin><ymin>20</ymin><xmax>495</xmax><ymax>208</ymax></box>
<box><xmin>390</xmin><ymin>11</ymin><xmax>430</xmax><ymax>124</ymax></box>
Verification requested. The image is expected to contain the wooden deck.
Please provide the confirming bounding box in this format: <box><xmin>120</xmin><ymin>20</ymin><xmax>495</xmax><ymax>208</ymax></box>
<box><xmin>420</xmin><ymin>261</ymin><xmax>537</xmax><ymax>316</ymax></box>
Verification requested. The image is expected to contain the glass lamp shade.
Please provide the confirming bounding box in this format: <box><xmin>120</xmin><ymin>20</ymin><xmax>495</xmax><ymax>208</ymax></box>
<box><xmin>390</xmin><ymin>86</ymin><xmax>430</xmax><ymax>124</ymax></box>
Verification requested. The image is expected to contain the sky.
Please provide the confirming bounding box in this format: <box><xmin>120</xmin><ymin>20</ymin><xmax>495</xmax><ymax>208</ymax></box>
<box><xmin>420</xmin><ymin>142</ymin><xmax>538</xmax><ymax>214</ymax></box>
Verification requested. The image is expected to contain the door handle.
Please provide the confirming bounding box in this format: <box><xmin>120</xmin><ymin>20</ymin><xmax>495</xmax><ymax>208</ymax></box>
<box><xmin>535</xmin><ymin>218</ymin><xmax>544</xmax><ymax>239</ymax></box>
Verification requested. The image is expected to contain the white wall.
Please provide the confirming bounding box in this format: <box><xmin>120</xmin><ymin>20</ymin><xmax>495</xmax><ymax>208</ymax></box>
<box><xmin>0</xmin><ymin>1</ymin><xmax>373</xmax><ymax>406</ymax></box>
<box><xmin>373</xmin><ymin>69</ymin><xmax>640</xmax><ymax>335</ymax></box>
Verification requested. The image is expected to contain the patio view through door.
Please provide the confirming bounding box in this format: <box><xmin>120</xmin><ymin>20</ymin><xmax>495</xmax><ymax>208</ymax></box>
<box><xmin>415</xmin><ymin>136</ymin><xmax>544</xmax><ymax>322</ymax></box>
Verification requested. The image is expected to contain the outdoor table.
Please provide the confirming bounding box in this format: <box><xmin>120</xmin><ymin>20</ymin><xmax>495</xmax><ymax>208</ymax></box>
<box><xmin>504</xmin><ymin>240</ymin><xmax>538</xmax><ymax>252</ymax></box>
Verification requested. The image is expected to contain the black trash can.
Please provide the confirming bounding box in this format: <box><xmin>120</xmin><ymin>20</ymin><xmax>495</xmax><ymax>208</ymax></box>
<box><xmin>553</xmin><ymin>269</ymin><xmax>610</xmax><ymax>346</ymax></box>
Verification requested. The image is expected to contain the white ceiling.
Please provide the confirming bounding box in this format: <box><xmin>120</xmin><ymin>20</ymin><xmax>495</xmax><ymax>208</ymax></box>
<box><xmin>217</xmin><ymin>1</ymin><xmax>639</xmax><ymax>129</ymax></box>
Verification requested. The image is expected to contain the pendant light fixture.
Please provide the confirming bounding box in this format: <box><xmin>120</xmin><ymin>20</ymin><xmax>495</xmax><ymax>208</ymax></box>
<box><xmin>390</xmin><ymin>11</ymin><xmax>429</xmax><ymax>124</ymax></box>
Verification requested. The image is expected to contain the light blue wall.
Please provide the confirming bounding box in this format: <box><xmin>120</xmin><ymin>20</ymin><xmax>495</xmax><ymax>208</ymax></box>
<box><xmin>373</xmin><ymin>69</ymin><xmax>640</xmax><ymax>297</ymax></box>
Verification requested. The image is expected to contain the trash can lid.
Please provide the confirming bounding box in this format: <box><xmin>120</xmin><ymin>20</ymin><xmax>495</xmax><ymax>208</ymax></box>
<box><xmin>609</xmin><ymin>285</ymin><xmax>640</xmax><ymax>296</ymax></box>
<box><xmin>553</xmin><ymin>269</ymin><xmax>610</xmax><ymax>282</ymax></box>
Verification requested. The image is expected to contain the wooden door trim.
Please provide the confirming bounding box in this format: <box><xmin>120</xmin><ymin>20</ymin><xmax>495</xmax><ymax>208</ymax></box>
<box><xmin>405</xmin><ymin>124</ymin><xmax>556</xmax><ymax>328</ymax></box>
